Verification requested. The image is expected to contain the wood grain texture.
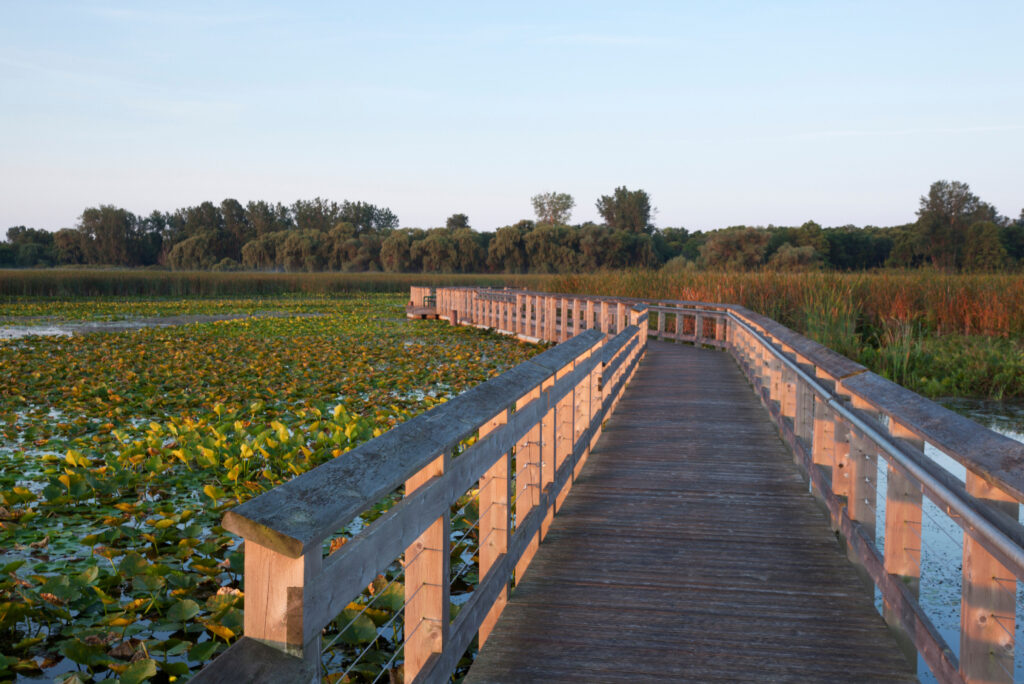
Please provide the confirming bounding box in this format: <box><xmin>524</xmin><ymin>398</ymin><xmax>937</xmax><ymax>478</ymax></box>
<box><xmin>840</xmin><ymin>371</ymin><xmax>1024</xmax><ymax>502</ymax></box>
<box><xmin>467</xmin><ymin>342</ymin><xmax>915</xmax><ymax>683</ymax></box>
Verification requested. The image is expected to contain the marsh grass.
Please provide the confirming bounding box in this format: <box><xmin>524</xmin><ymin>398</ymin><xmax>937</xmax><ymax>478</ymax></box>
<box><xmin>0</xmin><ymin>269</ymin><xmax>559</xmax><ymax>298</ymax></box>
<box><xmin>552</xmin><ymin>269</ymin><xmax>1024</xmax><ymax>398</ymax></box>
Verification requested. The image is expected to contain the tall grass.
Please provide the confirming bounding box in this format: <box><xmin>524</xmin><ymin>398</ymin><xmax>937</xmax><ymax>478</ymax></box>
<box><xmin>0</xmin><ymin>269</ymin><xmax>560</xmax><ymax>298</ymax></box>
<box><xmin>551</xmin><ymin>269</ymin><xmax>1024</xmax><ymax>339</ymax></box>
<box><xmin>551</xmin><ymin>269</ymin><xmax>1024</xmax><ymax>399</ymax></box>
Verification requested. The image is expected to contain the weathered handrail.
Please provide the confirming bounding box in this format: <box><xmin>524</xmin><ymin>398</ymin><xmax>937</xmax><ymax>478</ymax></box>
<box><xmin>195</xmin><ymin>294</ymin><xmax>648</xmax><ymax>682</ymax></box>
<box><xmin>415</xmin><ymin>286</ymin><xmax>1024</xmax><ymax>684</ymax></box>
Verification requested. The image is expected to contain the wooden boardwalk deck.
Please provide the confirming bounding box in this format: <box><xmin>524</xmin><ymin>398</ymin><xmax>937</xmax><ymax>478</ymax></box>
<box><xmin>466</xmin><ymin>341</ymin><xmax>917</xmax><ymax>683</ymax></box>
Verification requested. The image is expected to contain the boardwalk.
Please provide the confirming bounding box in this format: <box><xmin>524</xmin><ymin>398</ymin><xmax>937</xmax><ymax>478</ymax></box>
<box><xmin>467</xmin><ymin>341</ymin><xmax>917</xmax><ymax>683</ymax></box>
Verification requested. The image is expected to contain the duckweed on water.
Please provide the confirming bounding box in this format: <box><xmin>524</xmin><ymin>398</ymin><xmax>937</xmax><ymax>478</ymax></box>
<box><xmin>0</xmin><ymin>294</ymin><xmax>542</xmax><ymax>682</ymax></box>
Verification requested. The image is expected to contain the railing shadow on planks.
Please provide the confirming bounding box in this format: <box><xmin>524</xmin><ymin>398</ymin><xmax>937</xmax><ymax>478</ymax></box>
<box><xmin>197</xmin><ymin>285</ymin><xmax>1024</xmax><ymax>684</ymax></box>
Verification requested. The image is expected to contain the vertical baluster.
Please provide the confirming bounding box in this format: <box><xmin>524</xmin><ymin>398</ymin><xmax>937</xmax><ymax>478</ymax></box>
<box><xmin>404</xmin><ymin>455</ymin><xmax>450</xmax><ymax>681</ymax></box>
<box><xmin>695</xmin><ymin>313</ymin><xmax>703</xmax><ymax>345</ymax></box>
<box><xmin>478</xmin><ymin>410</ymin><xmax>510</xmax><ymax>645</ymax></box>
<box><xmin>847</xmin><ymin>397</ymin><xmax>878</xmax><ymax>544</ymax></box>
<box><xmin>559</xmin><ymin>298</ymin><xmax>568</xmax><ymax>341</ymax></box>
<box><xmin>540</xmin><ymin>375</ymin><xmax>556</xmax><ymax>537</ymax></box>
<box><xmin>657</xmin><ymin>309</ymin><xmax>665</xmax><ymax>340</ymax></box>
<box><xmin>812</xmin><ymin>396</ymin><xmax>836</xmax><ymax>512</ymax></box>
<box><xmin>586</xmin><ymin>299</ymin><xmax>595</xmax><ymax>332</ymax></box>
<box><xmin>766</xmin><ymin>343</ymin><xmax>781</xmax><ymax>413</ymax></box>
<box><xmin>961</xmin><ymin>474</ymin><xmax>1017</xmax><ymax>684</ymax></box>
<box><xmin>616</xmin><ymin>302</ymin><xmax>626</xmax><ymax>334</ymax></box>
<box><xmin>883</xmin><ymin>420</ymin><xmax>923</xmax><ymax>671</ymax></box>
<box><xmin>514</xmin><ymin>386</ymin><xmax>541</xmax><ymax>583</ymax></box>
<box><xmin>600</xmin><ymin>301</ymin><xmax>610</xmax><ymax>334</ymax></box>
<box><xmin>554</xmin><ymin>359</ymin><xmax>575</xmax><ymax>510</ymax></box>
<box><xmin>795</xmin><ymin>368</ymin><xmax>814</xmax><ymax>446</ymax></box>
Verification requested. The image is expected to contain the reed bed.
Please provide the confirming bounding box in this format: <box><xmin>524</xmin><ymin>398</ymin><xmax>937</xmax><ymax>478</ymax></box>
<box><xmin>0</xmin><ymin>269</ymin><xmax>559</xmax><ymax>298</ymax></box>
<box><xmin>551</xmin><ymin>270</ymin><xmax>1024</xmax><ymax>399</ymax></box>
<box><xmin>552</xmin><ymin>270</ymin><xmax>1024</xmax><ymax>338</ymax></box>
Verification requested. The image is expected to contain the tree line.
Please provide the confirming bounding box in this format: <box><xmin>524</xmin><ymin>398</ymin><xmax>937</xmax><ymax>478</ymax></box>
<box><xmin>2</xmin><ymin>182</ymin><xmax>1022</xmax><ymax>273</ymax></box>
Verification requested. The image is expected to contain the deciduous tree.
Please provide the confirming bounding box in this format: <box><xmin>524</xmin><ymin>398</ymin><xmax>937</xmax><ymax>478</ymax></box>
<box><xmin>595</xmin><ymin>186</ymin><xmax>653</xmax><ymax>234</ymax></box>
<box><xmin>531</xmin><ymin>192</ymin><xmax>575</xmax><ymax>225</ymax></box>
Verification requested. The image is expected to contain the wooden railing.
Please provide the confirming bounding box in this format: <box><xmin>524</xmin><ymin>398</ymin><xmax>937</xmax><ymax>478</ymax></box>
<box><xmin>416</xmin><ymin>286</ymin><xmax>1024</xmax><ymax>684</ymax></box>
<box><xmin>726</xmin><ymin>306</ymin><xmax>1024</xmax><ymax>684</ymax></box>
<box><xmin>194</xmin><ymin>293</ymin><xmax>648</xmax><ymax>683</ymax></box>
<box><xmin>196</xmin><ymin>285</ymin><xmax>1024</xmax><ymax>684</ymax></box>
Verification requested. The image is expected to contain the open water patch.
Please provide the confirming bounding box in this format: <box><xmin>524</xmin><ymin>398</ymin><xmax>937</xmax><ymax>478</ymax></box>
<box><xmin>0</xmin><ymin>312</ymin><xmax>323</xmax><ymax>341</ymax></box>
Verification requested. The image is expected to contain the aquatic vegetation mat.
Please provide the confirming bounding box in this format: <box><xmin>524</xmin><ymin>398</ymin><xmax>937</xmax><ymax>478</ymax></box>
<box><xmin>0</xmin><ymin>294</ymin><xmax>541</xmax><ymax>682</ymax></box>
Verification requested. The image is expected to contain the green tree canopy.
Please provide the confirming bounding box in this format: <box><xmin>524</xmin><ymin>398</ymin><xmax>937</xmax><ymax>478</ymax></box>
<box><xmin>914</xmin><ymin>180</ymin><xmax>997</xmax><ymax>271</ymax></box>
<box><xmin>596</xmin><ymin>186</ymin><xmax>653</xmax><ymax>234</ymax></box>
<box><xmin>531</xmin><ymin>192</ymin><xmax>575</xmax><ymax>225</ymax></box>
<box><xmin>698</xmin><ymin>226</ymin><xmax>769</xmax><ymax>270</ymax></box>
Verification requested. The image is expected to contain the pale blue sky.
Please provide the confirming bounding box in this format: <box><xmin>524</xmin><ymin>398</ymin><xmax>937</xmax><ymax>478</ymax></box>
<box><xmin>2</xmin><ymin>1</ymin><xmax>1021</xmax><ymax>232</ymax></box>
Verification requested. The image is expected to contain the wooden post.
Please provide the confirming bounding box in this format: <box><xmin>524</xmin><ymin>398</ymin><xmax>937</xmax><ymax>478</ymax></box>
<box><xmin>767</xmin><ymin>346</ymin><xmax>782</xmax><ymax>413</ymax></box>
<box><xmin>540</xmin><ymin>375</ymin><xmax>556</xmax><ymax>537</ymax></box>
<box><xmin>812</xmin><ymin>396</ymin><xmax>835</xmax><ymax>506</ymax></box>
<box><xmin>546</xmin><ymin>297</ymin><xmax>556</xmax><ymax>341</ymax></box>
<box><xmin>961</xmin><ymin>473</ymin><xmax>1017</xmax><ymax>684</ymax></box>
<box><xmin>883</xmin><ymin>420</ymin><xmax>923</xmax><ymax>672</ymax></box>
<box><xmin>404</xmin><ymin>455</ymin><xmax>450</xmax><ymax>681</ymax></box>
<box><xmin>586</xmin><ymin>300</ymin><xmax>595</xmax><ymax>332</ymax></box>
<box><xmin>847</xmin><ymin>397</ymin><xmax>878</xmax><ymax>544</ymax></box>
<box><xmin>515</xmin><ymin>294</ymin><xmax>524</xmax><ymax>336</ymax></box>
<box><xmin>656</xmin><ymin>310</ymin><xmax>665</xmax><ymax>340</ymax></box>
<box><xmin>573</xmin><ymin>347</ymin><xmax>595</xmax><ymax>478</ymax></box>
<box><xmin>514</xmin><ymin>387</ymin><xmax>541</xmax><ymax>583</ymax></box>
<box><xmin>600</xmin><ymin>301</ymin><xmax>610</xmax><ymax>334</ymax></box>
<box><xmin>554</xmin><ymin>360</ymin><xmax>575</xmax><ymax>510</ymax></box>
<box><xmin>616</xmin><ymin>302</ymin><xmax>626</xmax><ymax>334</ymax></box>
<box><xmin>243</xmin><ymin>542</ymin><xmax>321</xmax><ymax>680</ymax></box>
<box><xmin>795</xmin><ymin>374</ymin><xmax>814</xmax><ymax>446</ymax></box>
<box><xmin>832</xmin><ymin>419</ymin><xmax>852</xmax><ymax>532</ymax></box>
<box><xmin>782</xmin><ymin>365</ymin><xmax>797</xmax><ymax>425</ymax></box>
<box><xmin>695</xmin><ymin>313</ymin><xmax>703</xmax><ymax>345</ymax></box>
<box><xmin>524</xmin><ymin>296</ymin><xmax>533</xmax><ymax>338</ymax></box>
<box><xmin>478</xmin><ymin>410</ymin><xmax>510</xmax><ymax>646</ymax></box>
<box><xmin>559</xmin><ymin>298</ymin><xmax>568</xmax><ymax>342</ymax></box>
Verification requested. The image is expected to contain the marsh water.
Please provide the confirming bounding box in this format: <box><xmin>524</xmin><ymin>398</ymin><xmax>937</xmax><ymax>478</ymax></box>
<box><xmin>0</xmin><ymin>312</ymin><xmax>321</xmax><ymax>340</ymax></box>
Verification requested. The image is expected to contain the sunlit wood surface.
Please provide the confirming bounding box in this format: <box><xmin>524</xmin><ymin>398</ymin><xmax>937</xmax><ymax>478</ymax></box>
<box><xmin>466</xmin><ymin>341</ymin><xmax>916</xmax><ymax>683</ymax></box>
